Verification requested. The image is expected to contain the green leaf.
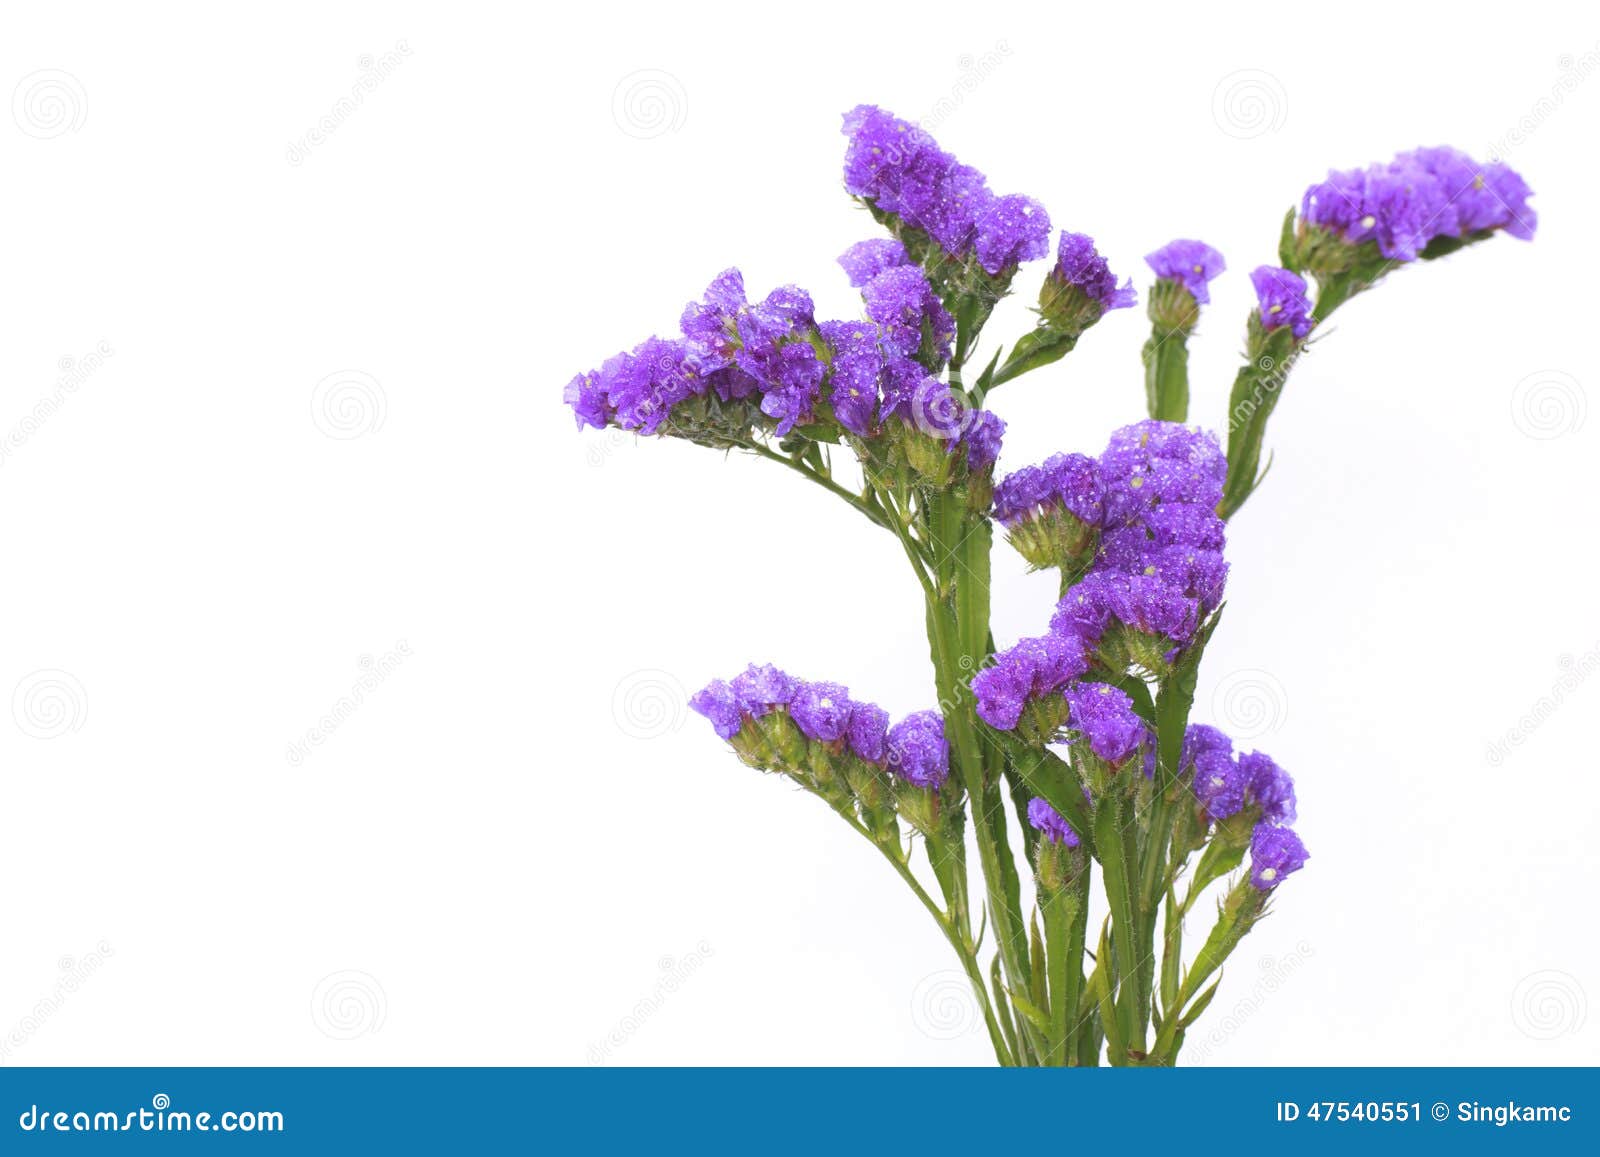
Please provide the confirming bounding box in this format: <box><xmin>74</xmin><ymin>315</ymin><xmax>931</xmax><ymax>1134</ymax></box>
<box><xmin>1179</xmin><ymin>975</ymin><xmax>1224</xmax><ymax>1029</ymax></box>
<box><xmin>1003</xmin><ymin>738</ymin><xmax>1093</xmax><ymax>854</ymax></box>
<box><xmin>1155</xmin><ymin>610</ymin><xmax>1222</xmax><ymax>791</ymax></box>
<box><xmin>1277</xmin><ymin>207</ymin><xmax>1300</xmax><ymax>272</ymax></box>
<box><xmin>1009</xmin><ymin>989</ymin><xmax>1052</xmax><ymax>1034</ymax></box>
<box><xmin>1091</xmin><ymin>920</ymin><xmax>1126</xmax><ymax>1065</ymax></box>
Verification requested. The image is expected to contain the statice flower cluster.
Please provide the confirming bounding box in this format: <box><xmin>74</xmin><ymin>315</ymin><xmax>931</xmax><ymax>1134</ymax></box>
<box><xmin>1299</xmin><ymin>145</ymin><xmax>1536</xmax><ymax>265</ymax></box>
<box><xmin>568</xmin><ymin>104</ymin><xmax>1535</xmax><ymax>1067</ymax></box>
<box><xmin>1052</xmin><ymin>421</ymin><xmax>1227</xmax><ymax>668</ymax></box>
<box><xmin>842</xmin><ymin>104</ymin><xmax>1051</xmax><ymax>276</ymax></box>
<box><xmin>1179</xmin><ymin>723</ymin><xmax>1306</xmax><ymax>890</ymax></box>
<box><xmin>690</xmin><ymin>663</ymin><xmax>949</xmax><ymax>798</ymax></box>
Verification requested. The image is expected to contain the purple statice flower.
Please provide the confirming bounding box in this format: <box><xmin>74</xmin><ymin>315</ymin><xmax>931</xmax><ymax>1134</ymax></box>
<box><xmin>604</xmin><ymin>337</ymin><xmax>702</xmax><ymax>434</ymax></box>
<box><xmin>1181</xmin><ymin>724</ymin><xmax>1233</xmax><ymax>776</ymax></box>
<box><xmin>837</xmin><ymin>238</ymin><xmax>910</xmax><ymax>288</ymax></box>
<box><xmin>729</xmin><ymin>663</ymin><xmax>794</xmax><ymax>718</ymax></box>
<box><xmin>846</xmin><ymin>701</ymin><xmax>889</xmax><ymax>763</ymax></box>
<box><xmin>1051</xmin><ymin>570</ymin><xmax>1200</xmax><ymax>651</ymax></box>
<box><xmin>680</xmin><ymin>268</ymin><xmax>748</xmax><ymax>375</ymax></box>
<box><xmin>755</xmin><ymin>342</ymin><xmax>826</xmax><ymax>435</ymax></box>
<box><xmin>1240</xmin><ymin>751</ymin><xmax>1297</xmax><ymax>825</ymax></box>
<box><xmin>1099</xmin><ymin>420</ymin><xmax>1226</xmax><ymax>525</ymax></box>
<box><xmin>1301</xmin><ymin>161</ymin><xmax>1448</xmax><ymax>261</ymax></box>
<box><xmin>1051</xmin><ymin>232</ymin><xmax>1137</xmax><ymax>313</ymax></box>
<box><xmin>690</xmin><ymin>678</ymin><xmax>742</xmax><ymax>740</ymax></box>
<box><xmin>1250</xmin><ymin>266</ymin><xmax>1314</xmax><ymax>339</ymax></box>
<box><xmin>974</xmin><ymin>194</ymin><xmax>1052</xmax><ymax>275</ymax></box>
<box><xmin>963</xmin><ymin>409</ymin><xmax>1006</xmax><ymax>472</ymax></box>
<box><xmin>992</xmin><ymin>453</ymin><xmax>1105</xmax><ymax>528</ymax></box>
<box><xmin>1064</xmin><ymin>682</ymin><xmax>1147</xmax><ymax>766</ymax></box>
<box><xmin>841</xmin><ymin>105</ymin><xmax>951</xmax><ymax>221</ymax></box>
<box><xmin>1182</xmin><ymin>724</ymin><xmax>1247</xmax><ymax>819</ymax></box>
<box><xmin>972</xmin><ymin>632</ymin><xmax>1090</xmax><ymax>731</ymax></box>
<box><xmin>1050</xmin><ymin>569</ymin><xmax>1119</xmax><ymax>642</ymax></box>
<box><xmin>788</xmin><ymin>681</ymin><xmax>853</xmax><ymax>743</ymax></box>
<box><xmin>1411</xmin><ymin>147</ymin><xmax>1537</xmax><ymax>240</ymax></box>
<box><xmin>875</xmin><ymin>356</ymin><xmax>925</xmax><ymax>424</ymax></box>
<box><xmin>818</xmin><ymin>319</ymin><xmax>882</xmax><ymax>437</ymax></box>
<box><xmin>862</xmin><ymin>265</ymin><xmax>954</xmax><ymax>363</ymax></box>
<box><xmin>1026</xmin><ymin>797</ymin><xmax>1080</xmax><ymax>847</ymax></box>
<box><xmin>1301</xmin><ymin>147</ymin><xmax>1534</xmax><ymax>260</ymax></box>
<box><xmin>1143</xmin><ymin>502</ymin><xmax>1227</xmax><ymax>551</ymax></box>
<box><xmin>1145</xmin><ymin>545</ymin><xmax>1229</xmax><ymax>613</ymax></box>
<box><xmin>1249</xmin><ymin>824</ymin><xmax>1309</xmax><ymax>890</ymax></box>
<box><xmin>1193</xmin><ymin>747</ymin><xmax>1247</xmax><ymax>820</ymax></box>
<box><xmin>906</xmin><ymin>376</ymin><xmax>967</xmax><ymax>444</ymax></box>
<box><xmin>1145</xmin><ymin>239</ymin><xmax>1226</xmax><ymax>305</ymax></box>
<box><xmin>563</xmin><ymin>369</ymin><xmax>610</xmax><ymax>431</ymax></box>
<box><xmin>886</xmin><ymin>710</ymin><xmax>950</xmax><ymax>789</ymax></box>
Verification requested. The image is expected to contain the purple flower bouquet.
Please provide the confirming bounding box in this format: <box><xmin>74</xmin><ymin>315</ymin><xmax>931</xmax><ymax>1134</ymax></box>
<box><xmin>565</xmin><ymin>106</ymin><xmax>1535</xmax><ymax>1065</ymax></box>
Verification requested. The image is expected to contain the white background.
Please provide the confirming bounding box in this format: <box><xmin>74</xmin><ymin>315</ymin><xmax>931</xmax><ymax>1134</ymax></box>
<box><xmin>3</xmin><ymin>0</ymin><xmax>1597</xmax><ymax>1067</ymax></box>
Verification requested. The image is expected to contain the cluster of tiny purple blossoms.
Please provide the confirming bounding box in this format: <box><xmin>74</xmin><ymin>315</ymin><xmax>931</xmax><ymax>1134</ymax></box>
<box><xmin>841</xmin><ymin>104</ymin><xmax>1052</xmax><ymax>274</ymax></box>
<box><xmin>976</xmin><ymin>419</ymin><xmax>1304</xmax><ymax>888</ymax></box>
<box><xmin>1181</xmin><ymin>725</ymin><xmax>1307</xmax><ymax>889</ymax></box>
<box><xmin>1302</xmin><ymin>145</ymin><xmax>1536</xmax><ymax>263</ymax></box>
<box><xmin>690</xmin><ymin>664</ymin><xmax>950</xmax><ymax>789</ymax></box>
<box><xmin>562</xmin><ymin>260</ymin><xmax>998</xmax><ymax>459</ymax></box>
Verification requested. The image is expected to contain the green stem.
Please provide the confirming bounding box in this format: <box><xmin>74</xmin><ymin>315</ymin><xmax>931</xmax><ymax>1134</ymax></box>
<box><xmin>738</xmin><ymin>438</ymin><xmax>924</xmax><ymax>552</ymax></box>
<box><xmin>1142</xmin><ymin>330</ymin><xmax>1191</xmax><ymax>422</ymax></box>
<box><xmin>837</xmin><ymin>808</ymin><xmax>1012</xmax><ymax>1066</ymax></box>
